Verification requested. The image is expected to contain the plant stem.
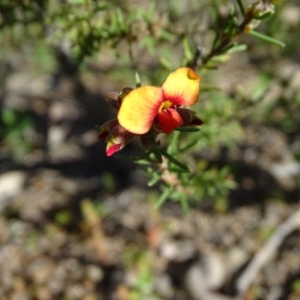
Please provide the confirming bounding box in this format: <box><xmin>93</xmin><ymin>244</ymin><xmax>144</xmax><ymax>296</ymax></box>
<box><xmin>201</xmin><ymin>11</ymin><xmax>253</xmax><ymax>67</ymax></box>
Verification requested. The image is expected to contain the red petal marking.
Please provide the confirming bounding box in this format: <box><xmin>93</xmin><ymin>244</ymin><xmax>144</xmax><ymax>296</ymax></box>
<box><xmin>106</xmin><ymin>143</ymin><xmax>122</xmax><ymax>156</ymax></box>
<box><xmin>157</xmin><ymin>108</ymin><xmax>183</xmax><ymax>134</ymax></box>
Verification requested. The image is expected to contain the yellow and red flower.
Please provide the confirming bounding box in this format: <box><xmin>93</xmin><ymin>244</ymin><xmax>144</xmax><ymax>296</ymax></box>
<box><xmin>118</xmin><ymin>67</ymin><xmax>201</xmax><ymax>134</ymax></box>
<box><xmin>98</xmin><ymin>67</ymin><xmax>202</xmax><ymax>157</ymax></box>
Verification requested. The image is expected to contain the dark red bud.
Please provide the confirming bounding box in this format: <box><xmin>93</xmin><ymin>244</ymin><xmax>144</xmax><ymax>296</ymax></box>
<box><xmin>105</xmin><ymin>92</ymin><xmax>120</xmax><ymax>110</ymax></box>
<box><xmin>118</xmin><ymin>87</ymin><xmax>134</xmax><ymax>104</ymax></box>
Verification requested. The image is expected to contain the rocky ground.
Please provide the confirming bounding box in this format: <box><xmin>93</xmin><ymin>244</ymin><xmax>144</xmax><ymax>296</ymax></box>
<box><xmin>1</xmin><ymin>19</ymin><xmax>300</xmax><ymax>300</ymax></box>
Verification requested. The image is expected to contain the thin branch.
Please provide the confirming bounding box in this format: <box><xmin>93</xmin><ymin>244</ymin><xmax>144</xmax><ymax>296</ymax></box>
<box><xmin>200</xmin><ymin>12</ymin><xmax>252</xmax><ymax>67</ymax></box>
<box><xmin>235</xmin><ymin>207</ymin><xmax>300</xmax><ymax>299</ymax></box>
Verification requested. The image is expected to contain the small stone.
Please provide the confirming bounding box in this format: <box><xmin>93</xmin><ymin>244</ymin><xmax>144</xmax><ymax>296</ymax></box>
<box><xmin>86</xmin><ymin>265</ymin><xmax>103</xmax><ymax>282</ymax></box>
<box><xmin>155</xmin><ymin>274</ymin><xmax>173</xmax><ymax>298</ymax></box>
<box><xmin>185</xmin><ymin>251</ymin><xmax>225</xmax><ymax>297</ymax></box>
<box><xmin>0</xmin><ymin>171</ymin><xmax>26</xmax><ymax>209</ymax></box>
<box><xmin>225</xmin><ymin>246</ymin><xmax>249</xmax><ymax>276</ymax></box>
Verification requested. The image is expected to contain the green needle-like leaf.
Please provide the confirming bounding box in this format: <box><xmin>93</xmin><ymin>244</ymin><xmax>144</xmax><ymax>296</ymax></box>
<box><xmin>227</xmin><ymin>44</ymin><xmax>247</xmax><ymax>54</ymax></box>
<box><xmin>155</xmin><ymin>187</ymin><xmax>173</xmax><ymax>208</ymax></box>
<box><xmin>160</xmin><ymin>148</ymin><xmax>189</xmax><ymax>171</ymax></box>
<box><xmin>135</xmin><ymin>71</ymin><xmax>142</xmax><ymax>88</ymax></box>
<box><xmin>151</xmin><ymin>141</ymin><xmax>162</xmax><ymax>163</ymax></box>
<box><xmin>179</xmin><ymin>139</ymin><xmax>199</xmax><ymax>153</ymax></box>
<box><xmin>235</xmin><ymin>0</ymin><xmax>245</xmax><ymax>15</ymax></box>
<box><xmin>179</xmin><ymin>194</ymin><xmax>190</xmax><ymax>214</ymax></box>
<box><xmin>169</xmin><ymin>131</ymin><xmax>180</xmax><ymax>154</ymax></box>
<box><xmin>175</xmin><ymin>127</ymin><xmax>201</xmax><ymax>132</ymax></box>
<box><xmin>249</xmin><ymin>30</ymin><xmax>285</xmax><ymax>48</ymax></box>
<box><xmin>148</xmin><ymin>173</ymin><xmax>161</xmax><ymax>187</ymax></box>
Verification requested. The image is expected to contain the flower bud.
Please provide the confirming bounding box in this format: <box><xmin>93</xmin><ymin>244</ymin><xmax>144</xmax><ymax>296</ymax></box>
<box><xmin>98</xmin><ymin>119</ymin><xmax>119</xmax><ymax>139</ymax></box>
<box><xmin>105</xmin><ymin>123</ymin><xmax>136</xmax><ymax>156</ymax></box>
<box><xmin>118</xmin><ymin>87</ymin><xmax>134</xmax><ymax>104</ymax></box>
<box><xmin>248</xmin><ymin>1</ymin><xmax>275</xmax><ymax>20</ymax></box>
<box><xmin>105</xmin><ymin>92</ymin><xmax>120</xmax><ymax>110</ymax></box>
<box><xmin>177</xmin><ymin>108</ymin><xmax>203</xmax><ymax>126</ymax></box>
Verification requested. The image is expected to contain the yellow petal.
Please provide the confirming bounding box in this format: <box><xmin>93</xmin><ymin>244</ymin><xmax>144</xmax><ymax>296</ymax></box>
<box><xmin>162</xmin><ymin>67</ymin><xmax>200</xmax><ymax>106</ymax></box>
<box><xmin>118</xmin><ymin>86</ymin><xmax>163</xmax><ymax>134</ymax></box>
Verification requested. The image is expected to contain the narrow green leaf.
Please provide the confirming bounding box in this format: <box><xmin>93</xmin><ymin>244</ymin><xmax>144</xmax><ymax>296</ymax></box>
<box><xmin>169</xmin><ymin>131</ymin><xmax>180</xmax><ymax>154</ymax></box>
<box><xmin>209</xmin><ymin>53</ymin><xmax>231</xmax><ymax>64</ymax></box>
<box><xmin>160</xmin><ymin>148</ymin><xmax>189</xmax><ymax>172</ymax></box>
<box><xmin>148</xmin><ymin>174</ymin><xmax>161</xmax><ymax>187</ymax></box>
<box><xmin>153</xmin><ymin>150</ymin><xmax>162</xmax><ymax>163</ymax></box>
<box><xmin>151</xmin><ymin>140</ymin><xmax>162</xmax><ymax>163</ymax></box>
<box><xmin>179</xmin><ymin>139</ymin><xmax>199</xmax><ymax>153</ymax></box>
<box><xmin>115</xmin><ymin>8</ymin><xmax>127</xmax><ymax>33</ymax></box>
<box><xmin>115</xmin><ymin>153</ymin><xmax>152</xmax><ymax>165</ymax></box>
<box><xmin>200</xmin><ymin>84</ymin><xmax>222</xmax><ymax>92</ymax></box>
<box><xmin>227</xmin><ymin>44</ymin><xmax>247</xmax><ymax>54</ymax></box>
<box><xmin>254</xmin><ymin>12</ymin><xmax>274</xmax><ymax>20</ymax></box>
<box><xmin>182</xmin><ymin>36</ymin><xmax>193</xmax><ymax>62</ymax></box>
<box><xmin>175</xmin><ymin>127</ymin><xmax>201</xmax><ymax>132</ymax></box>
<box><xmin>67</xmin><ymin>0</ymin><xmax>85</xmax><ymax>4</ymax></box>
<box><xmin>155</xmin><ymin>187</ymin><xmax>173</xmax><ymax>208</ymax></box>
<box><xmin>159</xmin><ymin>30</ymin><xmax>176</xmax><ymax>42</ymax></box>
<box><xmin>168</xmin><ymin>167</ymin><xmax>190</xmax><ymax>173</ymax></box>
<box><xmin>179</xmin><ymin>194</ymin><xmax>190</xmax><ymax>214</ymax></box>
<box><xmin>249</xmin><ymin>30</ymin><xmax>285</xmax><ymax>48</ymax></box>
<box><xmin>159</xmin><ymin>57</ymin><xmax>173</xmax><ymax>70</ymax></box>
<box><xmin>135</xmin><ymin>71</ymin><xmax>142</xmax><ymax>88</ymax></box>
<box><xmin>235</xmin><ymin>0</ymin><xmax>245</xmax><ymax>15</ymax></box>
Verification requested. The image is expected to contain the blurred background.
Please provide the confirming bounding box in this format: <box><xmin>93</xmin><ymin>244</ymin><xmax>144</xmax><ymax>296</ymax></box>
<box><xmin>0</xmin><ymin>0</ymin><xmax>300</xmax><ymax>299</ymax></box>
